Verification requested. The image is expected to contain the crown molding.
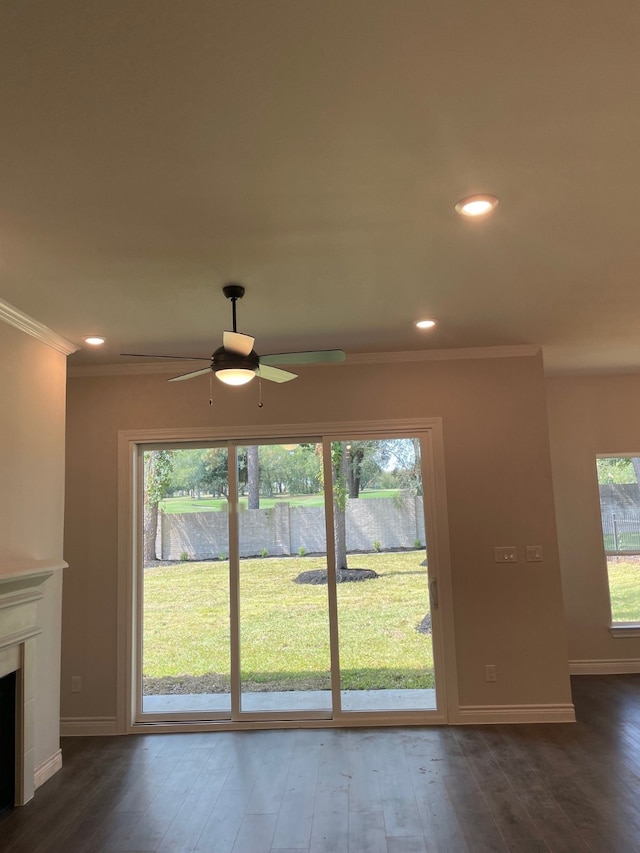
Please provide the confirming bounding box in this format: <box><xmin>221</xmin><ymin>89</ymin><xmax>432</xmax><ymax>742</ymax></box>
<box><xmin>68</xmin><ymin>360</ymin><xmax>207</xmax><ymax>378</ymax></box>
<box><xmin>0</xmin><ymin>298</ymin><xmax>78</xmax><ymax>356</ymax></box>
<box><xmin>345</xmin><ymin>345</ymin><xmax>540</xmax><ymax>365</ymax></box>
<box><xmin>68</xmin><ymin>344</ymin><xmax>540</xmax><ymax>378</ymax></box>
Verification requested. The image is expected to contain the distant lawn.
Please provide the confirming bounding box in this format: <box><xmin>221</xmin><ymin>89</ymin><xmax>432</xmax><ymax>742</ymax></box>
<box><xmin>143</xmin><ymin>550</ymin><xmax>433</xmax><ymax>695</ymax></box>
<box><xmin>160</xmin><ymin>489</ymin><xmax>400</xmax><ymax>514</ymax></box>
<box><xmin>607</xmin><ymin>558</ymin><xmax>640</xmax><ymax>622</ymax></box>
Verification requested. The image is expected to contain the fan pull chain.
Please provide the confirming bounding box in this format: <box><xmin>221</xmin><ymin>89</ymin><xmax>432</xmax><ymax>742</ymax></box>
<box><xmin>258</xmin><ymin>375</ymin><xmax>264</xmax><ymax>408</ymax></box>
<box><xmin>209</xmin><ymin>371</ymin><xmax>214</xmax><ymax>406</ymax></box>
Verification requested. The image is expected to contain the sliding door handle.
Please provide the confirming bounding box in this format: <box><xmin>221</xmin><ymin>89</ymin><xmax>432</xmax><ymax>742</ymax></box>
<box><xmin>429</xmin><ymin>577</ymin><xmax>439</xmax><ymax>609</ymax></box>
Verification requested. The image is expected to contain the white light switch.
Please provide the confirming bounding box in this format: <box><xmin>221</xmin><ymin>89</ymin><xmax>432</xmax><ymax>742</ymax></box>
<box><xmin>526</xmin><ymin>545</ymin><xmax>543</xmax><ymax>562</ymax></box>
<box><xmin>494</xmin><ymin>546</ymin><xmax>517</xmax><ymax>563</ymax></box>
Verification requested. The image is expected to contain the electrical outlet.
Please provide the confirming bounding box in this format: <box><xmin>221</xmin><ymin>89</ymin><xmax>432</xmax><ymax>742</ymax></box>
<box><xmin>71</xmin><ymin>675</ymin><xmax>82</xmax><ymax>694</ymax></box>
<box><xmin>494</xmin><ymin>546</ymin><xmax>517</xmax><ymax>563</ymax></box>
<box><xmin>485</xmin><ymin>664</ymin><xmax>497</xmax><ymax>682</ymax></box>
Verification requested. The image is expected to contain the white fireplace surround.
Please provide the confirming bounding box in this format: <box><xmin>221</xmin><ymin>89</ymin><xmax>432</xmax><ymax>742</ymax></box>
<box><xmin>0</xmin><ymin>561</ymin><xmax>63</xmax><ymax>805</ymax></box>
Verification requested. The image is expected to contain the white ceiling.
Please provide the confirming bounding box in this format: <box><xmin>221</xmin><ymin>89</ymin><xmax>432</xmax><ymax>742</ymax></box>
<box><xmin>2</xmin><ymin>1</ymin><xmax>640</xmax><ymax>372</ymax></box>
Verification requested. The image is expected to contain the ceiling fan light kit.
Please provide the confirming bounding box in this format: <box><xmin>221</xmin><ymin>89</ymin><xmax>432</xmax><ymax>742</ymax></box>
<box><xmin>212</xmin><ymin>345</ymin><xmax>259</xmax><ymax>386</ymax></box>
<box><xmin>121</xmin><ymin>284</ymin><xmax>345</xmax><ymax>395</ymax></box>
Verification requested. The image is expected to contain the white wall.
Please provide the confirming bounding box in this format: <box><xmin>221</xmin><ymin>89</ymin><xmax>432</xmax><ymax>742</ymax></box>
<box><xmin>63</xmin><ymin>351</ymin><xmax>573</xmax><ymax>723</ymax></box>
<box><xmin>547</xmin><ymin>374</ymin><xmax>640</xmax><ymax>667</ymax></box>
<box><xmin>0</xmin><ymin>320</ymin><xmax>68</xmax><ymax>776</ymax></box>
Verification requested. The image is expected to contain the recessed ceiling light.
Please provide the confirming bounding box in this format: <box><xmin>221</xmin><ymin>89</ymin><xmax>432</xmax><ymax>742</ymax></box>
<box><xmin>83</xmin><ymin>336</ymin><xmax>105</xmax><ymax>346</ymax></box>
<box><xmin>415</xmin><ymin>319</ymin><xmax>436</xmax><ymax>330</ymax></box>
<box><xmin>455</xmin><ymin>194</ymin><xmax>499</xmax><ymax>217</ymax></box>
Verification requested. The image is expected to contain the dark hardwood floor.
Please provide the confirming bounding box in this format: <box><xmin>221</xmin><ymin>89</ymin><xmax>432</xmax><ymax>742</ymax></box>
<box><xmin>2</xmin><ymin>676</ymin><xmax>640</xmax><ymax>852</ymax></box>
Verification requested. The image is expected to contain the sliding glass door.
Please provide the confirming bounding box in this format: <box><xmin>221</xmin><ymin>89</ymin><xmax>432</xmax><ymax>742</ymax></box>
<box><xmin>135</xmin><ymin>429</ymin><xmax>444</xmax><ymax>725</ymax></box>
<box><xmin>236</xmin><ymin>442</ymin><xmax>332</xmax><ymax>716</ymax></box>
<box><xmin>330</xmin><ymin>437</ymin><xmax>436</xmax><ymax>713</ymax></box>
<box><xmin>140</xmin><ymin>446</ymin><xmax>232</xmax><ymax>716</ymax></box>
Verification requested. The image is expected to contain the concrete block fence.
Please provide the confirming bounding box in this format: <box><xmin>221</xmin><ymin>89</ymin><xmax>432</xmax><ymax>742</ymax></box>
<box><xmin>157</xmin><ymin>496</ymin><xmax>426</xmax><ymax>561</ymax></box>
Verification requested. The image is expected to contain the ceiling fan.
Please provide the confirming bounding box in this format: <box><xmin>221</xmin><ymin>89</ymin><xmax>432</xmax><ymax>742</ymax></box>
<box><xmin>121</xmin><ymin>284</ymin><xmax>345</xmax><ymax>386</ymax></box>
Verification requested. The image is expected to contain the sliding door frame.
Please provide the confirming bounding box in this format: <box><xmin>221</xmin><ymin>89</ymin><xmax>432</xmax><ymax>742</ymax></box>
<box><xmin>117</xmin><ymin>419</ymin><xmax>459</xmax><ymax>733</ymax></box>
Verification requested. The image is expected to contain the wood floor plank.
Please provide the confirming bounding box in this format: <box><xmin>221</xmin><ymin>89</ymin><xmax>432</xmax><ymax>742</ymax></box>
<box><xmin>347</xmin><ymin>809</ymin><xmax>388</xmax><ymax>853</ymax></box>
<box><xmin>309</xmin><ymin>777</ymin><xmax>349</xmax><ymax>853</ymax></box>
<box><xmin>270</xmin><ymin>733</ymin><xmax>324</xmax><ymax>851</ymax></box>
<box><xmin>3</xmin><ymin>677</ymin><xmax>640</xmax><ymax>853</ymax></box>
<box><xmin>230</xmin><ymin>813</ymin><xmax>277</xmax><ymax>853</ymax></box>
<box><xmin>156</xmin><ymin>769</ymin><xmax>230</xmax><ymax>853</ymax></box>
<box><xmin>412</xmin><ymin>775</ymin><xmax>468</xmax><ymax>853</ymax></box>
<box><xmin>346</xmin><ymin>730</ymin><xmax>383</xmax><ymax>815</ymax></box>
<box><xmin>386</xmin><ymin>839</ymin><xmax>428</xmax><ymax>853</ymax></box>
<box><xmin>193</xmin><ymin>788</ymin><xmax>252</xmax><ymax>853</ymax></box>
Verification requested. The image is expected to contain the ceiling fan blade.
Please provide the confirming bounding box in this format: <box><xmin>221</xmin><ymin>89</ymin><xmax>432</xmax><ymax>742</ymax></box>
<box><xmin>223</xmin><ymin>331</ymin><xmax>255</xmax><ymax>356</ymax></box>
<box><xmin>259</xmin><ymin>349</ymin><xmax>346</xmax><ymax>366</ymax></box>
<box><xmin>121</xmin><ymin>353</ymin><xmax>210</xmax><ymax>360</ymax></box>
<box><xmin>167</xmin><ymin>367</ymin><xmax>213</xmax><ymax>383</ymax></box>
<box><xmin>256</xmin><ymin>364</ymin><xmax>298</xmax><ymax>383</ymax></box>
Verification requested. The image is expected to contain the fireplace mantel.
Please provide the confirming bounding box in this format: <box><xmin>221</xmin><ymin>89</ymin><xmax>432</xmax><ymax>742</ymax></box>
<box><xmin>0</xmin><ymin>558</ymin><xmax>66</xmax><ymax>592</ymax></box>
<box><xmin>0</xmin><ymin>557</ymin><xmax>67</xmax><ymax>804</ymax></box>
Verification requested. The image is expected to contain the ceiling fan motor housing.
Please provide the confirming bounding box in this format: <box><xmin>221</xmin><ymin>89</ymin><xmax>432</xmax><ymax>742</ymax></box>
<box><xmin>212</xmin><ymin>345</ymin><xmax>259</xmax><ymax>374</ymax></box>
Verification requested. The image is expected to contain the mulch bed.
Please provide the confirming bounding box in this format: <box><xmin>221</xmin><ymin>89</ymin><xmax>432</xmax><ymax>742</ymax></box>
<box><xmin>294</xmin><ymin>568</ymin><xmax>379</xmax><ymax>585</ymax></box>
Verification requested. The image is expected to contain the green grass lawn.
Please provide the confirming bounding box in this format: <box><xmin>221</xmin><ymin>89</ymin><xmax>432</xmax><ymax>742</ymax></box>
<box><xmin>607</xmin><ymin>558</ymin><xmax>640</xmax><ymax>622</ymax></box>
<box><xmin>143</xmin><ymin>550</ymin><xmax>433</xmax><ymax>695</ymax></box>
<box><xmin>159</xmin><ymin>489</ymin><xmax>400</xmax><ymax>514</ymax></box>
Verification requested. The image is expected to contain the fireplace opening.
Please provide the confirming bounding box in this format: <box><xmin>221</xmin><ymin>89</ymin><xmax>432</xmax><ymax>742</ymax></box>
<box><xmin>0</xmin><ymin>671</ymin><xmax>16</xmax><ymax>818</ymax></box>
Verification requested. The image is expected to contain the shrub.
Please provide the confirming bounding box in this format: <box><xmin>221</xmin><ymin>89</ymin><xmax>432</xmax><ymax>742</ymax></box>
<box><xmin>218</xmin><ymin>553</ymin><xmax>227</xmax><ymax>562</ymax></box>
<box><xmin>373</xmin><ymin>541</ymin><xmax>381</xmax><ymax>552</ymax></box>
<box><xmin>179</xmin><ymin>550</ymin><xmax>190</xmax><ymax>562</ymax></box>
<box><xmin>260</xmin><ymin>548</ymin><xmax>269</xmax><ymax>558</ymax></box>
<box><xmin>298</xmin><ymin>546</ymin><xmax>307</xmax><ymax>557</ymax></box>
<box><xmin>414</xmin><ymin>539</ymin><xmax>423</xmax><ymax>550</ymax></box>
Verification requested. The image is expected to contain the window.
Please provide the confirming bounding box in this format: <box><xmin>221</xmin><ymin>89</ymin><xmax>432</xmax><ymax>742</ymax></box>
<box><xmin>596</xmin><ymin>456</ymin><xmax>640</xmax><ymax>626</ymax></box>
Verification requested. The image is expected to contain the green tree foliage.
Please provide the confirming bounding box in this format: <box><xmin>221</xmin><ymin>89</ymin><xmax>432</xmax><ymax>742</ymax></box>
<box><xmin>169</xmin><ymin>448</ymin><xmax>208</xmax><ymax>496</ymax></box>
<box><xmin>332</xmin><ymin>441</ymin><xmax>349</xmax><ymax>570</ymax></box>
<box><xmin>143</xmin><ymin>450</ymin><xmax>174</xmax><ymax>562</ymax></box>
<box><xmin>597</xmin><ymin>457</ymin><xmax>636</xmax><ymax>485</ymax></box>
<box><xmin>199</xmin><ymin>447</ymin><xmax>230</xmax><ymax>497</ymax></box>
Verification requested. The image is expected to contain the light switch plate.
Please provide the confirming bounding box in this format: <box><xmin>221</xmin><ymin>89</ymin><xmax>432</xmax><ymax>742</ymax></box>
<box><xmin>494</xmin><ymin>546</ymin><xmax>517</xmax><ymax>563</ymax></box>
<box><xmin>526</xmin><ymin>545</ymin><xmax>543</xmax><ymax>562</ymax></box>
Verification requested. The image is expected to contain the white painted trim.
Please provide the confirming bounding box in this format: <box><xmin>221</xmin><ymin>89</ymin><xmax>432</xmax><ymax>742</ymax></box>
<box><xmin>60</xmin><ymin>717</ymin><xmax>119</xmax><ymax>737</ymax></box>
<box><xmin>119</xmin><ymin>419</ymin><xmax>445</xmax><ymax>446</ymax></box>
<box><xmin>69</xmin><ymin>344</ymin><xmax>540</xmax><ymax>378</ymax></box>
<box><xmin>346</xmin><ymin>345</ymin><xmax>540</xmax><ymax>364</ymax></box>
<box><xmin>34</xmin><ymin>749</ymin><xmax>62</xmax><ymax>789</ymax></box>
<box><xmin>119</xmin><ymin>419</ymin><xmax>457</xmax><ymax>732</ymax></box>
<box><xmin>0</xmin><ymin>298</ymin><xmax>78</xmax><ymax>355</ymax></box>
<box><xmin>569</xmin><ymin>659</ymin><xmax>640</xmax><ymax>674</ymax></box>
<box><xmin>610</xmin><ymin>624</ymin><xmax>640</xmax><ymax>639</ymax></box>
<box><xmin>457</xmin><ymin>704</ymin><xmax>576</xmax><ymax>725</ymax></box>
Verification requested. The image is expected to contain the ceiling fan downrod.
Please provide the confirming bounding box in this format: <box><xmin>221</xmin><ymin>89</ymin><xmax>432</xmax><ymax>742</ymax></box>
<box><xmin>222</xmin><ymin>283</ymin><xmax>245</xmax><ymax>333</ymax></box>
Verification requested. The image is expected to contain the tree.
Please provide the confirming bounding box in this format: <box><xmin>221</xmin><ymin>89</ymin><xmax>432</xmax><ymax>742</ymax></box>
<box><xmin>143</xmin><ymin>450</ymin><xmax>173</xmax><ymax>562</ymax></box>
<box><xmin>169</xmin><ymin>447</ymin><xmax>208</xmax><ymax>497</ymax></box>
<box><xmin>332</xmin><ymin>442</ymin><xmax>349</xmax><ymax>570</ymax></box>
<box><xmin>345</xmin><ymin>440</ymin><xmax>387</xmax><ymax>497</ymax></box>
<box><xmin>247</xmin><ymin>445</ymin><xmax>260</xmax><ymax>509</ymax></box>
<box><xmin>199</xmin><ymin>447</ymin><xmax>230</xmax><ymax>498</ymax></box>
<box><xmin>596</xmin><ymin>457</ymin><xmax>635</xmax><ymax>485</ymax></box>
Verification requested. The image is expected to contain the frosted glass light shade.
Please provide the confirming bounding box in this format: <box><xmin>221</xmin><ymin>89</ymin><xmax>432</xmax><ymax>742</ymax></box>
<box><xmin>215</xmin><ymin>368</ymin><xmax>256</xmax><ymax>386</ymax></box>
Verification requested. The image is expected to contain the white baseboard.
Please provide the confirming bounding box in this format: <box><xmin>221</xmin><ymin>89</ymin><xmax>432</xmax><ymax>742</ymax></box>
<box><xmin>457</xmin><ymin>703</ymin><xmax>576</xmax><ymax>725</ymax></box>
<box><xmin>60</xmin><ymin>716</ymin><xmax>119</xmax><ymax>736</ymax></box>
<box><xmin>569</xmin><ymin>659</ymin><xmax>640</xmax><ymax>675</ymax></box>
<box><xmin>34</xmin><ymin>748</ymin><xmax>62</xmax><ymax>789</ymax></box>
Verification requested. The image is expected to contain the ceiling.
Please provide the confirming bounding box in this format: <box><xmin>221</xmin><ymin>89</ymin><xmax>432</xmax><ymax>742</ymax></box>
<box><xmin>1</xmin><ymin>1</ymin><xmax>640</xmax><ymax>373</ymax></box>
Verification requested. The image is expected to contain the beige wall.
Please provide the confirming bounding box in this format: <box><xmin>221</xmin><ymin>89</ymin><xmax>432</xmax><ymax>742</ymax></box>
<box><xmin>63</xmin><ymin>352</ymin><xmax>572</xmax><ymax>721</ymax></box>
<box><xmin>547</xmin><ymin>375</ymin><xmax>640</xmax><ymax>664</ymax></box>
<box><xmin>0</xmin><ymin>321</ymin><xmax>67</xmax><ymax>771</ymax></box>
